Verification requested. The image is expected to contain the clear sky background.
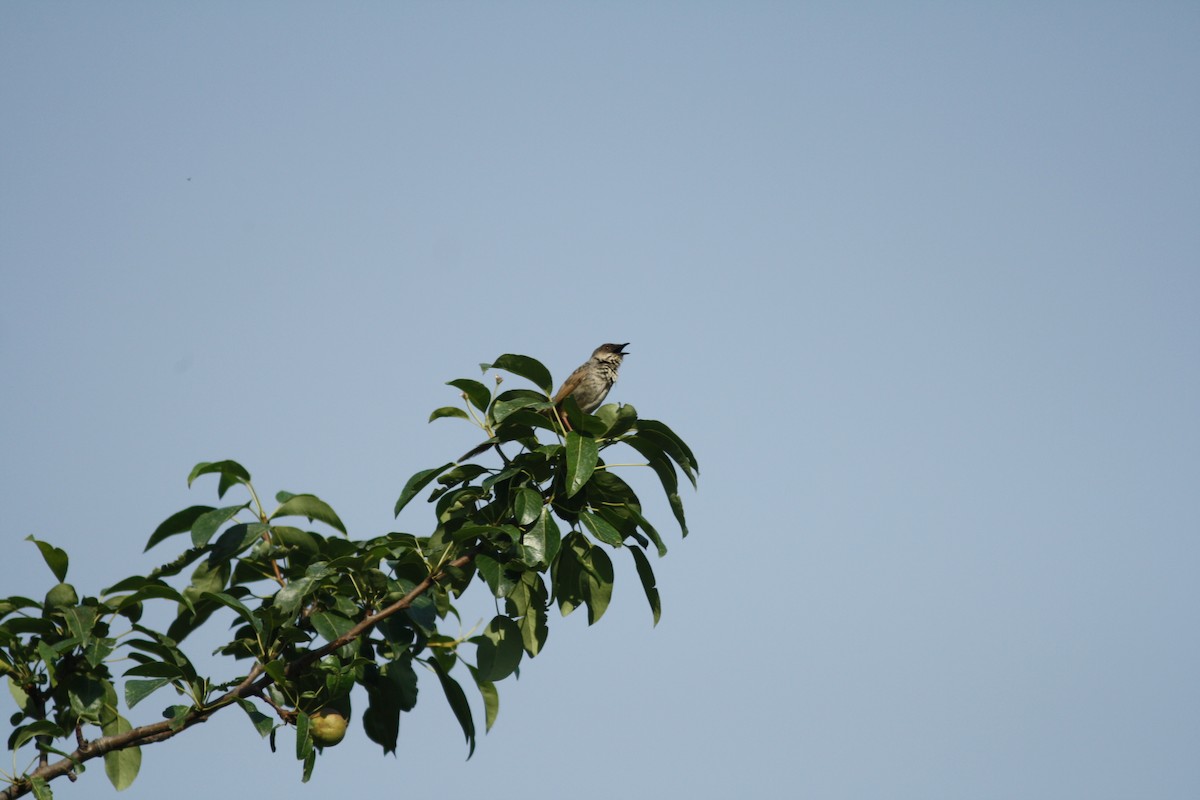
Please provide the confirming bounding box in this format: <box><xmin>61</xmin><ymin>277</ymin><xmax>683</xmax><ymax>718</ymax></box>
<box><xmin>2</xmin><ymin>4</ymin><xmax>1198</xmax><ymax>798</ymax></box>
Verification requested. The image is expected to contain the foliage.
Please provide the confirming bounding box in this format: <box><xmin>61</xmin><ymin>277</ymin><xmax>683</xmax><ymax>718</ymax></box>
<box><xmin>0</xmin><ymin>354</ymin><xmax>696</xmax><ymax>799</ymax></box>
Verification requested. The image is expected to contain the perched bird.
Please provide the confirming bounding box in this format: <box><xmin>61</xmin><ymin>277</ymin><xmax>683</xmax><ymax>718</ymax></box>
<box><xmin>552</xmin><ymin>342</ymin><xmax>629</xmax><ymax>415</ymax></box>
<box><xmin>459</xmin><ymin>343</ymin><xmax>629</xmax><ymax>460</ymax></box>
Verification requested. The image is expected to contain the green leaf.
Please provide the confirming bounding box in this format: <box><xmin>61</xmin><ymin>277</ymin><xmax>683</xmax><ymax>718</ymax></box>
<box><xmin>190</xmin><ymin>504</ymin><xmax>248</xmax><ymax>548</ymax></box>
<box><xmin>30</xmin><ymin>776</ymin><xmax>51</xmax><ymax>800</ymax></box>
<box><xmin>309</xmin><ymin>611</ymin><xmax>355</xmax><ymax>644</ymax></box>
<box><xmin>596</xmin><ymin>402</ymin><xmax>639</xmax><ymax>437</ymax></box>
<box><xmin>144</xmin><ymin>505</ymin><xmax>214</xmax><ymax>551</ymax></box>
<box><xmin>564</xmin><ymin>432</ymin><xmax>598</xmax><ymax>498</ymax></box>
<box><xmin>635</xmin><ymin>420</ymin><xmax>699</xmax><ymax>485</ymax></box>
<box><xmin>580</xmin><ymin>511</ymin><xmax>624</xmax><ymax>547</ymax></box>
<box><xmin>63</xmin><ymin>604</ymin><xmax>98</xmax><ymax>644</ymax></box>
<box><xmin>467</xmin><ymin>666</ymin><xmax>500</xmax><ymax>733</ymax></box>
<box><xmin>237</xmin><ymin>698</ymin><xmax>276</xmax><ymax>738</ymax></box>
<box><xmin>25</xmin><ymin>535</ymin><xmax>68</xmax><ymax>582</ymax></box>
<box><xmin>623</xmin><ymin>502</ymin><xmax>668</xmax><ymax>557</ymax></box>
<box><xmin>12</xmin><ymin>720</ymin><xmax>67</xmax><ymax>750</ymax></box>
<box><xmin>67</xmin><ymin>674</ymin><xmax>108</xmax><ymax>723</ymax></box>
<box><xmin>102</xmin><ymin>714</ymin><xmax>142</xmax><ymax>791</ymax></box>
<box><xmin>202</xmin><ymin>592</ymin><xmax>263</xmax><ymax>636</ymax></box>
<box><xmin>628</xmin><ymin>546</ymin><xmax>662</xmax><ymax>626</ymax></box>
<box><xmin>486</xmin><ymin>353</ymin><xmax>553</xmax><ymax>395</ymax></box>
<box><xmin>363</xmin><ymin>656</ymin><xmax>418</xmax><ymax>755</ymax></box>
<box><xmin>124</xmin><ymin>662</ymin><xmax>187</xmax><ymax>680</ymax></box>
<box><xmin>186</xmin><ymin>460</ymin><xmax>252</xmax><ymax>498</ymax></box>
<box><xmin>273</xmin><ymin>573</ymin><xmax>319</xmax><ymax>618</ymax></box>
<box><xmin>295</xmin><ymin>710</ymin><xmax>312</xmax><ymax>760</ymax></box>
<box><xmin>512</xmin><ymin>487</ymin><xmax>543</xmax><ymax>526</ymax></box>
<box><xmin>519</xmin><ymin>507</ymin><xmax>560</xmax><ymax>568</ymax></box>
<box><xmin>430</xmin><ymin>659</ymin><xmax>476</xmax><ymax>758</ymax></box>
<box><xmin>429</xmin><ymin>406</ymin><xmax>470</xmax><ymax>422</ymax></box>
<box><xmin>475</xmin><ymin>615</ymin><xmax>523</xmax><ymax>682</ymax></box>
<box><xmin>490</xmin><ymin>389</ymin><xmax>551</xmax><ymax>424</ymax></box>
<box><xmin>270</xmin><ymin>494</ymin><xmax>347</xmax><ymax>535</ymax></box>
<box><xmin>125</xmin><ymin>678</ymin><xmax>172</xmax><ymax>709</ymax></box>
<box><xmin>622</xmin><ymin>437</ymin><xmax>688</xmax><ymax>536</ymax></box>
<box><xmin>580</xmin><ymin>545</ymin><xmax>614</xmax><ymax>625</ymax></box>
<box><xmin>447</xmin><ymin>378</ymin><xmax>491</xmax><ymax>413</ymax></box>
<box><xmin>394</xmin><ymin>463</ymin><xmax>454</xmax><ymax>516</ymax></box>
<box><xmin>508</xmin><ymin>573</ymin><xmax>550</xmax><ymax>656</ymax></box>
<box><xmin>552</xmin><ymin>532</ymin><xmax>587</xmax><ymax>618</ymax></box>
<box><xmin>475</xmin><ymin>554</ymin><xmax>519</xmax><ymax>599</ymax></box>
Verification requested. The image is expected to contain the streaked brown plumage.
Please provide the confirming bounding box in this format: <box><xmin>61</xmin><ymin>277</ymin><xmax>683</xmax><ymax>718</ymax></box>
<box><xmin>552</xmin><ymin>342</ymin><xmax>629</xmax><ymax>415</ymax></box>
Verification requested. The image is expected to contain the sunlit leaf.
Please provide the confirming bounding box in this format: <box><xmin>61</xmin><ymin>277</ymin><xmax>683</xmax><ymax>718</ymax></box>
<box><xmin>190</xmin><ymin>504</ymin><xmax>248</xmax><ymax>548</ymax></box>
<box><xmin>270</xmin><ymin>494</ymin><xmax>347</xmax><ymax>535</ymax></box>
<box><xmin>446</xmin><ymin>378</ymin><xmax>491</xmax><ymax>413</ymax></box>
<box><xmin>429</xmin><ymin>406</ymin><xmax>469</xmax><ymax>422</ymax></box>
<box><xmin>102</xmin><ymin>714</ymin><xmax>142</xmax><ymax>791</ymax></box>
<box><xmin>485</xmin><ymin>353</ymin><xmax>553</xmax><ymax>395</ymax></box>
<box><xmin>564</xmin><ymin>432</ymin><xmax>598</xmax><ymax>498</ymax></box>
<box><xmin>580</xmin><ymin>511</ymin><xmax>624</xmax><ymax>547</ymax></box>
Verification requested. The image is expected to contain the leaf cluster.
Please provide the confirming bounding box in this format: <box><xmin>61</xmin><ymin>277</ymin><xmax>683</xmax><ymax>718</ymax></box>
<box><xmin>1</xmin><ymin>354</ymin><xmax>696</xmax><ymax>799</ymax></box>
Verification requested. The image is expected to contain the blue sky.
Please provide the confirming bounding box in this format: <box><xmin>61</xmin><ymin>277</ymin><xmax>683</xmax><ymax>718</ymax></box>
<box><xmin>2</xmin><ymin>4</ymin><xmax>1198</xmax><ymax>798</ymax></box>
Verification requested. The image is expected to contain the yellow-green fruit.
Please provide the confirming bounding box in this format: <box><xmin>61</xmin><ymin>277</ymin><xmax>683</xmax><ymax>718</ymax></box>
<box><xmin>309</xmin><ymin>710</ymin><xmax>348</xmax><ymax>747</ymax></box>
<box><xmin>43</xmin><ymin>582</ymin><xmax>78</xmax><ymax>611</ymax></box>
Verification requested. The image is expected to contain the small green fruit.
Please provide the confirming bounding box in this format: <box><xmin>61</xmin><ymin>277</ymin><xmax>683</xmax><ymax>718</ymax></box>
<box><xmin>309</xmin><ymin>709</ymin><xmax>348</xmax><ymax>747</ymax></box>
<box><xmin>43</xmin><ymin>582</ymin><xmax>79</xmax><ymax>611</ymax></box>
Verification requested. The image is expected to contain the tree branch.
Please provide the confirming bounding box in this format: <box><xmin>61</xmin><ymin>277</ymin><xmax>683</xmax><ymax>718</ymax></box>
<box><xmin>1</xmin><ymin>550</ymin><xmax>476</xmax><ymax>800</ymax></box>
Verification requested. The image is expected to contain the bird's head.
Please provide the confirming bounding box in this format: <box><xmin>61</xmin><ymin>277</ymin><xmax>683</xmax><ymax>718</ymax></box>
<box><xmin>593</xmin><ymin>342</ymin><xmax>629</xmax><ymax>362</ymax></box>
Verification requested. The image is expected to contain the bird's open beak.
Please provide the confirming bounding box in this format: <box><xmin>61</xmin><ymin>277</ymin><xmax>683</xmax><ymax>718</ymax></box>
<box><xmin>618</xmin><ymin>343</ymin><xmax>630</xmax><ymax>354</ymax></box>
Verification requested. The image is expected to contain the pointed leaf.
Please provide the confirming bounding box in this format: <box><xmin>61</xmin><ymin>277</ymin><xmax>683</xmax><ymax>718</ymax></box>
<box><xmin>564</xmin><ymin>432</ymin><xmax>598</xmax><ymax>498</ymax></box>
<box><xmin>628</xmin><ymin>546</ymin><xmax>662</xmax><ymax>625</ymax></box>
<box><xmin>624</xmin><ymin>502</ymin><xmax>667</xmax><ymax>557</ymax></box>
<box><xmin>580</xmin><ymin>545</ymin><xmax>614</xmax><ymax>625</ymax></box>
<box><xmin>431</xmin><ymin>659</ymin><xmax>476</xmax><ymax>758</ymax></box>
<box><xmin>486</xmin><ymin>354</ymin><xmax>553</xmax><ymax>395</ymax></box>
<box><xmin>190</xmin><ymin>504</ymin><xmax>248</xmax><ymax>548</ymax></box>
<box><xmin>394</xmin><ymin>463</ymin><xmax>454</xmax><ymax>516</ymax></box>
<box><xmin>475</xmin><ymin>615</ymin><xmax>523</xmax><ymax>682</ymax></box>
<box><xmin>429</xmin><ymin>406</ymin><xmax>470</xmax><ymax>422</ymax></box>
<box><xmin>580</xmin><ymin>511</ymin><xmax>624</xmax><ymax>547</ymax></box>
<box><xmin>102</xmin><ymin>714</ymin><xmax>142</xmax><ymax>790</ymax></box>
<box><xmin>25</xmin><ymin>536</ymin><xmax>68</xmax><ymax>582</ymax></box>
<box><xmin>202</xmin><ymin>591</ymin><xmax>263</xmax><ymax>635</ymax></box>
<box><xmin>125</xmin><ymin>678</ymin><xmax>172</xmax><ymax>709</ymax></box>
<box><xmin>635</xmin><ymin>420</ymin><xmax>699</xmax><ymax>485</ymax></box>
<box><xmin>519</xmin><ymin>507</ymin><xmax>560</xmax><ymax>568</ymax></box>
<box><xmin>186</xmin><ymin>460</ymin><xmax>252</xmax><ymax>498</ymax></box>
<box><xmin>270</xmin><ymin>494</ymin><xmax>347</xmax><ymax>535</ymax></box>
<box><xmin>512</xmin><ymin>487</ymin><xmax>543</xmax><ymax>527</ymax></box>
<box><xmin>295</xmin><ymin>710</ymin><xmax>312</xmax><ymax>760</ymax></box>
<box><xmin>468</xmin><ymin>667</ymin><xmax>500</xmax><ymax>732</ymax></box>
<box><xmin>144</xmin><ymin>505</ymin><xmax>214</xmax><ymax>551</ymax></box>
<box><xmin>237</xmin><ymin>698</ymin><xmax>276</xmax><ymax>737</ymax></box>
<box><xmin>447</xmin><ymin>379</ymin><xmax>491</xmax><ymax>413</ymax></box>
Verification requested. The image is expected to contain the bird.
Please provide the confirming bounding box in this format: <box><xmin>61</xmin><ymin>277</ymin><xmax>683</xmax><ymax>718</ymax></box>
<box><xmin>551</xmin><ymin>342</ymin><xmax>630</xmax><ymax>416</ymax></box>
<box><xmin>459</xmin><ymin>343</ymin><xmax>629</xmax><ymax>461</ymax></box>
